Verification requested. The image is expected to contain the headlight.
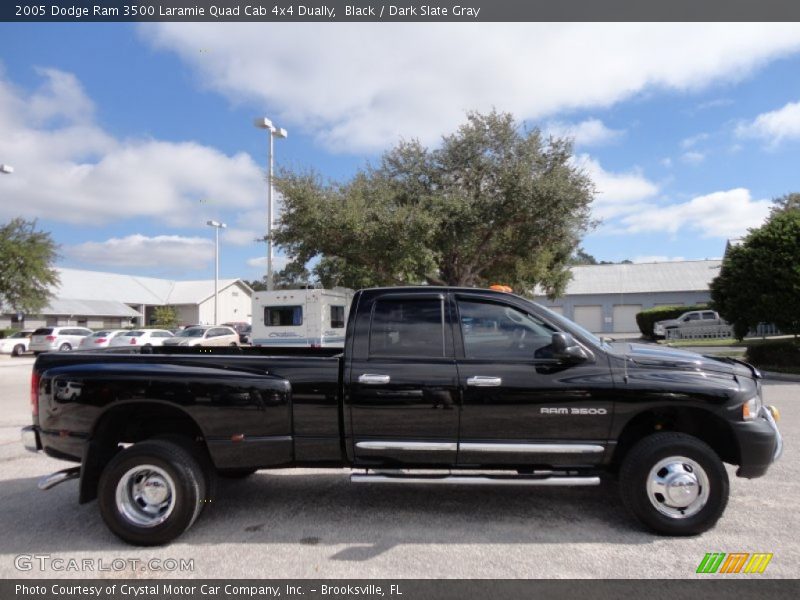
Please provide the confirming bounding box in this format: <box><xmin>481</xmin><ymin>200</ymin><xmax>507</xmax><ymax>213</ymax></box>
<box><xmin>742</xmin><ymin>396</ymin><xmax>763</xmax><ymax>420</ymax></box>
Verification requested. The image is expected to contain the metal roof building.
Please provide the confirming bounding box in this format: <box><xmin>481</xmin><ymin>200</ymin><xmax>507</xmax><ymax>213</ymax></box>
<box><xmin>533</xmin><ymin>260</ymin><xmax>722</xmax><ymax>334</ymax></box>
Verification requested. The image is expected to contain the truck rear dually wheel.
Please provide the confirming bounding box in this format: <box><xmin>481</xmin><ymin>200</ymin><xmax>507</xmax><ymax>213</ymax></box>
<box><xmin>620</xmin><ymin>432</ymin><xmax>728</xmax><ymax>536</ymax></box>
<box><xmin>98</xmin><ymin>439</ymin><xmax>206</xmax><ymax>546</ymax></box>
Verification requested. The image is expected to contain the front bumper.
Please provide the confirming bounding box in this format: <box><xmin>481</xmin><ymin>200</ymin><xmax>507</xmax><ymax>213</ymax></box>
<box><xmin>21</xmin><ymin>425</ymin><xmax>41</xmax><ymax>453</ymax></box>
<box><xmin>733</xmin><ymin>405</ymin><xmax>783</xmax><ymax>478</ymax></box>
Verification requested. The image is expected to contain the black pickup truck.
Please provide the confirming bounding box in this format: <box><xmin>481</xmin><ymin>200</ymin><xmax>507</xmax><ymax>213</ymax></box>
<box><xmin>22</xmin><ymin>286</ymin><xmax>782</xmax><ymax>545</ymax></box>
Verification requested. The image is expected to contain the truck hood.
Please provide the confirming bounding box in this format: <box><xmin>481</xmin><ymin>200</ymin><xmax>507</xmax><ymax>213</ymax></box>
<box><xmin>613</xmin><ymin>342</ymin><xmax>756</xmax><ymax>379</ymax></box>
<box><xmin>655</xmin><ymin>319</ymin><xmax>680</xmax><ymax>328</ymax></box>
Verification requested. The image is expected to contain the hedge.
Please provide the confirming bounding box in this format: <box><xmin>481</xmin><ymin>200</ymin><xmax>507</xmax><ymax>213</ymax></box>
<box><xmin>746</xmin><ymin>340</ymin><xmax>800</xmax><ymax>369</ymax></box>
<box><xmin>635</xmin><ymin>304</ymin><xmax>710</xmax><ymax>339</ymax></box>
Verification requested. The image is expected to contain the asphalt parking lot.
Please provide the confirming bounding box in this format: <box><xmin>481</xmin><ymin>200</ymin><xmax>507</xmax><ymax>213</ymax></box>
<box><xmin>0</xmin><ymin>355</ymin><xmax>797</xmax><ymax>579</ymax></box>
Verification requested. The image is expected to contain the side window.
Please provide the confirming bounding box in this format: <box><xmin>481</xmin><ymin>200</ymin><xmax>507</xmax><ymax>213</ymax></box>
<box><xmin>331</xmin><ymin>305</ymin><xmax>345</xmax><ymax>329</ymax></box>
<box><xmin>457</xmin><ymin>299</ymin><xmax>557</xmax><ymax>360</ymax></box>
<box><xmin>369</xmin><ymin>298</ymin><xmax>445</xmax><ymax>358</ymax></box>
<box><xmin>684</xmin><ymin>313</ymin><xmax>700</xmax><ymax>322</ymax></box>
<box><xmin>264</xmin><ymin>306</ymin><xmax>303</xmax><ymax>326</ymax></box>
<box><xmin>701</xmin><ymin>311</ymin><xmax>716</xmax><ymax>320</ymax></box>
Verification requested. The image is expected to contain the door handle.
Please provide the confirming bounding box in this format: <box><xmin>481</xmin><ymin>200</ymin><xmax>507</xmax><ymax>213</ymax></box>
<box><xmin>466</xmin><ymin>376</ymin><xmax>502</xmax><ymax>387</ymax></box>
<box><xmin>358</xmin><ymin>373</ymin><xmax>391</xmax><ymax>385</ymax></box>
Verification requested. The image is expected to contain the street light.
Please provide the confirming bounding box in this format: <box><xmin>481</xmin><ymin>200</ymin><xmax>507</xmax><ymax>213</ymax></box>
<box><xmin>206</xmin><ymin>220</ymin><xmax>227</xmax><ymax>325</ymax></box>
<box><xmin>253</xmin><ymin>117</ymin><xmax>288</xmax><ymax>291</ymax></box>
<box><xmin>0</xmin><ymin>164</ymin><xmax>13</xmax><ymax>174</ymax></box>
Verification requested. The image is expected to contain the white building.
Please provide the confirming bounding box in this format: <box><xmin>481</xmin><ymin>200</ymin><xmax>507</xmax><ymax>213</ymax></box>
<box><xmin>534</xmin><ymin>260</ymin><xmax>722</xmax><ymax>334</ymax></box>
<box><xmin>1</xmin><ymin>268</ymin><xmax>253</xmax><ymax>330</ymax></box>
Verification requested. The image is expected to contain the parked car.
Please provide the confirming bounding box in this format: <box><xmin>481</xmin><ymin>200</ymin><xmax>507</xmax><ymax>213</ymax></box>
<box><xmin>78</xmin><ymin>330</ymin><xmax>128</xmax><ymax>349</ymax></box>
<box><xmin>654</xmin><ymin>310</ymin><xmax>726</xmax><ymax>338</ymax></box>
<box><xmin>221</xmin><ymin>322</ymin><xmax>251</xmax><ymax>345</ymax></box>
<box><xmin>0</xmin><ymin>330</ymin><xmax>35</xmax><ymax>356</ymax></box>
<box><xmin>109</xmin><ymin>329</ymin><xmax>174</xmax><ymax>347</ymax></box>
<box><xmin>161</xmin><ymin>325</ymin><xmax>239</xmax><ymax>347</ymax></box>
<box><xmin>29</xmin><ymin>327</ymin><xmax>93</xmax><ymax>354</ymax></box>
<box><xmin>22</xmin><ymin>286</ymin><xmax>781</xmax><ymax>545</ymax></box>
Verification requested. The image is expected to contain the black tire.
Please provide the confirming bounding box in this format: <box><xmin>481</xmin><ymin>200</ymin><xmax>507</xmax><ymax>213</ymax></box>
<box><xmin>58</xmin><ymin>343</ymin><xmax>71</xmax><ymax>351</ymax></box>
<box><xmin>98</xmin><ymin>439</ymin><xmax>206</xmax><ymax>546</ymax></box>
<box><xmin>218</xmin><ymin>468</ymin><xmax>257</xmax><ymax>479</ymax></box>
<box><xmin>11</xmin><ymin>344</ymin><xmax>24</xmax><ymax>357</ymax></box>
<box><xmin>229</xmin><ymin>342</ymin><xmax>238</xmax><ymax>347</ymax></box>
<box><xmin>620</xmin><ymin>432</ymin><xmax>728</xmax><ymax>536</ymax></box>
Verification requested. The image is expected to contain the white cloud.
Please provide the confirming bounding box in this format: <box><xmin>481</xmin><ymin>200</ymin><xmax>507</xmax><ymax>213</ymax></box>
<box><xmin>736</xmin><ymin>100</ymin><xmax>800</xmax><ymax>145</ymax></box>
<box><xmin>680</xmin><ymin>133</ymin><xmax>709</xmax><ymax>149</ymax></box>
<box><xmin>66</xmin><ymin>234</ymin><xmax>214</xmax><ymax>270</ymax></box>
<box><xmin>681</xmin><ymin>151</ymin><xmax>706</xmax><ymax>164</ymax></box>
<box><xmin>246</xmin><ymin>255</ymin><xmax>290</xmax><ymax>271</ymax></box>
<box><xmin>621</xmin><ymin>188</ymin><xmax>771</xmax><ymax>238</ymax></box>
<box><xmin>574</xmin><ymin>155</ymin><xmax>659</xmax><ymax>220</ymax></box>
<box><xmin>0</xmin><ymin>68</ymin><xmax>263</xmax><ymax>226</ymax></box>
<box><xmin>143</xmin><ymin>23</ymin><xmax>800</xmax><ymax>152</ymax></box>
<box><xmin>544</xmin><ymin>118</ymin><xmax>623</xmax><ymax>146</ymax></box>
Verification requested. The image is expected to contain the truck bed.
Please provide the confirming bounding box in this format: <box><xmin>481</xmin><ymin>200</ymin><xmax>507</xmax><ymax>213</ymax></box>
<box><xmin>33</xmin><ymin>346</ymin><xmax>345</xmax><ymax>469</ymax></box>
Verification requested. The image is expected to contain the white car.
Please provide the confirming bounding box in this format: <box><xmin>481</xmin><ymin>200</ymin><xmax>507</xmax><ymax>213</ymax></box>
<box><xmin>79</xmin><ymin>330</ymin><xmax>128</xmax><ymax>349</ymax></box>
<box><xmin>30</xmin><ymin>327</ymin><xmax>93</xmax><ymax>354</ymax></box>
<box><xmin>0</xmin><ymin>330</ymin><xmax>35</xmax><ymax>356</ymax></box>
<box><xmin>109</xmin><ymin>329</ymin><xmax>174</xmax><ymax>348</ymax></box>
<box><xmin>161</xmin><ymin>326</ymin><xmax>240</xmax><ymax>347</ymax></box>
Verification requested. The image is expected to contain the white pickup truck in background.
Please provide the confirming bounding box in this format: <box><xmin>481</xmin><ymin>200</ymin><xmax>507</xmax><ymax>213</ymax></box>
<box><xmin>654</xmin><ymin>309</ymin><xmax>732</xmax><ymax>339</ymax></box>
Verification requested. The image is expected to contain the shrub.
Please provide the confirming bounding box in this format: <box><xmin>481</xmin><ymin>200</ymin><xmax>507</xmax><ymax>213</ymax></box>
<box><xmin>746</xmin><ymin>340</ymin><xmax>800</xmax><ymax>369</ymax></box>
<box><xmin>635</xmin><ymin>304</ymin><xmax>709</xmax><ymax>339</ymax></box>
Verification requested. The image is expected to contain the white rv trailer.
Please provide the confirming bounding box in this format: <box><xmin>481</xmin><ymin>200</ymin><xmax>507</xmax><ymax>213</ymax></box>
<box><xmin>251</xmin><ymin>288</ymin><xmax>354</xmax><ymax>348</ymax></box>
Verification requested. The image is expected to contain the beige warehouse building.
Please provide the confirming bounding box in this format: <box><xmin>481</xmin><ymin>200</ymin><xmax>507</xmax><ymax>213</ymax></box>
<box><xmin>1</xmin><ymin>268</ymin><xmax>253</xmax><ymax>330</ymax></box>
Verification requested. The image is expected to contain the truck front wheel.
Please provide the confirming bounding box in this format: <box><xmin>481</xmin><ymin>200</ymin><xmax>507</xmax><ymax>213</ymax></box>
<box><xmin>98</xmin><ymin>439</ymin><xmax>206</xmax><ymax>546</ymax></box>
<box><xmin>619</xmin><ymin>432</ymin><xmax>729</xmax><ymax>536</ymax></box>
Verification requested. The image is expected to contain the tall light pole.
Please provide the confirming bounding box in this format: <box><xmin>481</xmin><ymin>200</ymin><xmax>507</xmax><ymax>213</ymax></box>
<box><xmin>206</xmin><ymin>220</ymin><xmax>227</xmax><ymax>325</ymax></box>
<box><xmin>0</xmin><ymin>164</ymin><xmax>13</xmax><ymax>174</ymax></box>
<box><xmin>253</xmin><ymin>117</ymin><xmax>287</xmax><ymax>291</ymax></box>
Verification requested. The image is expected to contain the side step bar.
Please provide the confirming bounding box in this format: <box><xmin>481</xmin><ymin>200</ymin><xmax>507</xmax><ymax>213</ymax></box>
<box><xmin>350</xmin><ymin>473</ymin><xmax>600</xmax><ymax>486</ymax></box>
<box><xmin>38</xmin><ymin>467</ymin><xmax>80</xmax><ymax>491</ymax></box>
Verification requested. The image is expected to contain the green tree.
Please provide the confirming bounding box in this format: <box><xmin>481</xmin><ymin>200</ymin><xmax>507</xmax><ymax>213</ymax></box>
<box><xmin>570</xmin><ymin>247</ymin><xmax>598</xmax><ymax>265</ymax></box>
<box><xmin>273</xmin><ymin>110</ymin><xmax>595</xmax><ymax>295</ymax></box>
<box><xmin>710</xmin><ymin>206</ymin><xmax>800</xmax><ymax>339</ymax></box>
<box><xmin>152</xmin><ymin>306</ymin><xmax>179</xmax><ymax>329</ymax></box>
<box><xmin>0</xmin><ymin>218</ymin><xmax>59</xmax><ymax>315</ymax></box>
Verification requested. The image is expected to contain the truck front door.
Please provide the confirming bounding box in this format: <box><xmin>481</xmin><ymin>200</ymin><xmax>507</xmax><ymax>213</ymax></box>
<box><xmin>453</xmin><ymin>293</ymin><xmax>614</xmax><ymax>468</ymax></box>
<box><xmin>347</xmin><ymin>293</ymin><xmax>460</xmax><ymax>466</ymax></box>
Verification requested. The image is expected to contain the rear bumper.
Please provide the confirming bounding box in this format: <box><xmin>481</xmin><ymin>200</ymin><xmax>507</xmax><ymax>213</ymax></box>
<box><xmin>21</xmin><ymin>425</ymin><xmax>41</xmax><ymax>453</ymax></box>
<box><xmin>733</xmin><ymin>405</ymin><xmax>783</xmax><ymax>478</ymax></box>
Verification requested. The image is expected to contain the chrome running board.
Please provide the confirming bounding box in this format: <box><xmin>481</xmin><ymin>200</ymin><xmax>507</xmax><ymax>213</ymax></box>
<box><xmin>38</xmin><ymin>467</ymin><xmax>80</xmax><ymax>490</ymax></box>
<box><xmin>350</xmin><ymin>472</ymin><xmax>600</xmax><ymax>486</ymax></box>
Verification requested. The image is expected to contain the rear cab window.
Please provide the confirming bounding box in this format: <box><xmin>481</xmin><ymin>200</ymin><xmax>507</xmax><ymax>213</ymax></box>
<box><xmin>368</xmin><ymin>297</ymin><xmax>447</xmax><ymax>358</ymax></box>
<box><xmin>331</xmin><ymin>305</ymin><xmax>345</xmax><ymax>328</ymax></box>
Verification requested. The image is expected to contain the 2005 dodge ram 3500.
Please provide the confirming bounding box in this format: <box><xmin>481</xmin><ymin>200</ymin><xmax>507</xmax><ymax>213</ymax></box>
<box><xmin>22</xmin><ymin>287</ymin><xmax>782</xmax><ymax>545</ymax></box>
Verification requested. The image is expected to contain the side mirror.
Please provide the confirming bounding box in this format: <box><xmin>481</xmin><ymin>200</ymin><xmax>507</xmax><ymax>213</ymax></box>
<box><xmin>551</xmin><ymin>332</ymin><xmax>590</xmax><ymax>362</ymax></box>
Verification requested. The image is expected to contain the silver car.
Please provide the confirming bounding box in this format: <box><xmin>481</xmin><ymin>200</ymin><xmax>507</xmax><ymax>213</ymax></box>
<box><xmin>78</xmin><ymin>330</ymin><xmax>128</xmax><ymax>349</ymax></box>
<box><xmin>109</xmin><ymin>329</ymin><xmax>174</xmax><ymax>347</ymax></box>
<box><xmin>29</xmin><ymin>327</ymin><xmax>93</xmax><ymax>354</ymax></box>
<box><xmin>161</xmin><ymin>326</ymin><xmax>239</xmax><ymax>347</ymax></box>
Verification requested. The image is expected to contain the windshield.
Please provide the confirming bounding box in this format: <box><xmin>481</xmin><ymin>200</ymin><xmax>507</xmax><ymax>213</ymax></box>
<box><xmin>92</xmin><ymin>331</ymin><xmax>112</xmax><ymax>337</ymax></box>
<box><xmin>178</xmin><ymin>328</ymin><xmax>206</xmax><ymax>338</ymax></box>
<box><xmin>9</xmin><ymin>332</ymin><xmax>28</xmax><ymax>339</ymax></box>
<box><xmin>124</xmin><ymin>331</ymin><xmax>144</xmax><ymax>337</ymax></box>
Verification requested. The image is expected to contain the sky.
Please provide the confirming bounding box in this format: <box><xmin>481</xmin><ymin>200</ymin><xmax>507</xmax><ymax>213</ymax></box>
<box><xmin>1</xmin><ymin>22</ymin><xmax>800</xmax><ymax>282</ymax></box>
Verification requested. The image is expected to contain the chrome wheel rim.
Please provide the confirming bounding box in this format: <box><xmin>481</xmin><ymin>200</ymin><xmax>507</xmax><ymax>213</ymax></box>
<box><xmin>646</xmin><ymin>456</ymin><xmax>709</xmax><ymax>519</ymax></box>
<box><xmin>115</xmin><ymin>465</ymin><xmax>176</xmax><ymax>527</ymax></box>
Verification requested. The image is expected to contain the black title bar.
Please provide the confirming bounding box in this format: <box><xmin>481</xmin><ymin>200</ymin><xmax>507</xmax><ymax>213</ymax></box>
<box><xmin>4</xmin><ymin>0</ymin><xmax>800</xmax><ymax>22</ymax></box>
